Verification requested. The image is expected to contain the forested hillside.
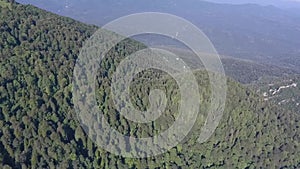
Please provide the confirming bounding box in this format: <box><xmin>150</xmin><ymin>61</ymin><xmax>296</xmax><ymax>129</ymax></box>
<box><xmin>154</xmin><ymin>46</ymin><xmax>298</xmax><ymax>84</ymax></box>
<box><xmin>0</xmin><ymin>1</ymin><xmax>299</xmax><ymax>168</ymax></box>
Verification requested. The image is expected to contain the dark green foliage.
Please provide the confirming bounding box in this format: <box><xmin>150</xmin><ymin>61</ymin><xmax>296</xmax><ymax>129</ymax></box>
<box><xmin>0</xmin><ymin>2</ymin><xmax>299</xmax><ymax>169</ymax></box>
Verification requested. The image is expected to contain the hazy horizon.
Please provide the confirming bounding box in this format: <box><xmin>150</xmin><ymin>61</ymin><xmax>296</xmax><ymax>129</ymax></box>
<box><xmin>16</xmin><ymin>0</ymin><xmax>300</xmax><ymax>9</ymax></box>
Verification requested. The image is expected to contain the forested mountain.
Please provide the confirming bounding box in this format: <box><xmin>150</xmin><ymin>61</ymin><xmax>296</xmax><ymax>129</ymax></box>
<box><xmin>0</xmin><ymin>1</ymin><xmax>299</xmax><ymax>168</ymax></box>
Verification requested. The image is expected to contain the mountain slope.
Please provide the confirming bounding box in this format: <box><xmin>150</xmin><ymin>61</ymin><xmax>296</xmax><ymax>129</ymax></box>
<box><xmin>0</xmin><ymin>2</ymin><xmax>299</xmax><ymax>168</ymax></box>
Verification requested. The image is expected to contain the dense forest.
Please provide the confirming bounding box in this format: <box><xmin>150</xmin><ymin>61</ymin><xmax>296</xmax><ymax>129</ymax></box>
<box><xmin>0</xmin><ymin>1</ymin><xmax>299</xmax><ymax>168</ymax></box>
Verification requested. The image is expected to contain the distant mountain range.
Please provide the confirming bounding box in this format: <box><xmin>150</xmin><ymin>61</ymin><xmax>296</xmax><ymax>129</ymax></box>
<box><xmin>208</xmin><ymin>0</ymin><xmax>300</xmax><ymax>9</ymax></box>
<box><xmin>17</xmin><ymin>0</ymin><xmax>300</xmax><ymax>72</ymax></box>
